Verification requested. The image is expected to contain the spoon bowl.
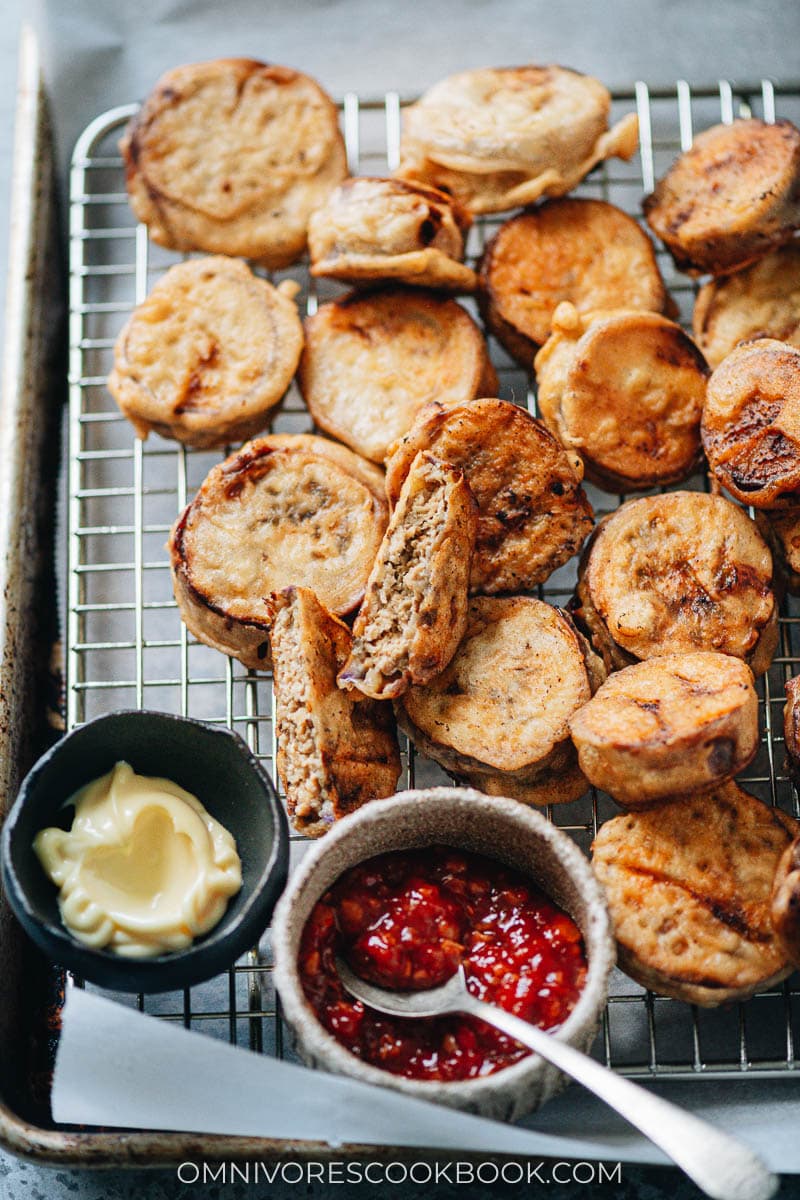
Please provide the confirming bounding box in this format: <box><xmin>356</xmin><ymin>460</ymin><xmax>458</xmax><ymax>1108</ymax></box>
<box><xmin>335</xmin><ymin>955</ymin><xmax>777</xmax><ymax>1200</ymax></box>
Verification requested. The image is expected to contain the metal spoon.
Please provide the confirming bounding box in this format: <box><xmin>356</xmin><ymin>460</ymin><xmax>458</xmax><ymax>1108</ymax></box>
<box><xmin>336</xmin><ymin>958</ymin><xmax>777</xmax><ymax>1200</ymax></box>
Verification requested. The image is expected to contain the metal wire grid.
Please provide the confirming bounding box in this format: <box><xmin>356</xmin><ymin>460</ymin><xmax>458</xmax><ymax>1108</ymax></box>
<box><xmin>64</xmin><ymin>79</ymin><xmax>800</xmax><ymax>1099</ymax></box>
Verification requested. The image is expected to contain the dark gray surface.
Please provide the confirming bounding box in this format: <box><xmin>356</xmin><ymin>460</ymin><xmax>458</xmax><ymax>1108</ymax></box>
<box><xmin>3</xmin><ymin>0</ymin><xmax>800</xmax><ymax>1195</ymax></box>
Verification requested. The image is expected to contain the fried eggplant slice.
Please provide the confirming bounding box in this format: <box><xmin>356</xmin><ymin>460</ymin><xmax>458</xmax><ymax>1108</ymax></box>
<box><xmin>397</xmin><ymin>596</ymin><xmax>605</xmax><ymax>806</ymax></box>
<box><xmin>271</xmin><ymin>587</ymin><xmax>401</xmax><ymax>837</ymax></box>
<box><xmin>535</xmin><ymin>305</ymin><xmax>708</xmax><ymax>492</ymax></box>
<box><xmin>121</xmin><ymin>59</ymin><xmax>347</xmax><ymax>269</ymax></box>
<box><xmin>784</xmin><ymin>676</ymin><xmax>800</xmax><ymax>786</ymax></box>
<box><xmin>339</xmin><ymin>452</ymin><xmax>477</xmax><ymax>700</ymax></box>
<box><xmin>397</xmin><ymin>65</ymin><xmax>638</xmax><ymax>215</ymax></box>
<box><xmin>755</xmin><ymin>507</ymin><xmax>800</xmax><ymax>595</ymax></box>
<box><xmin>308</xmin><ymin>177</ymin><xmax>476</xmax><ymax>292</ymax></box>
<box><xmin>569</xmin><ymin>652</ymin><xmax>758</xmax><ymax>808</ymax></box>
<box><xmin>385</xmin><ymin>398</ymin><xmax>593</xmax><ymax>594</ymax></box>
<box><xmin>702</xmin><ymin>338</ymin><xmax>800</xmax><ymax>508</ymax></box>
<box><xmin>478</xmin><ymin>199</ymin><xmax>667</xmax><ymax>363</ymax></box>
<box><xmin>771</xmin><ymin>835</ymin><xmax>800</xmax><ymax>967</ymax></box>
<box><xmin>574</xmin><ymin>492</ymin><xmax>777</xmax><ymax>676</ymax></box>
<box><xmin>643</xmin><ymin>118</ymin><xmax>800</xmax><ymax>277</ymax></box>
<box><xmin>693</xmin><ymin>241</ymin><xmax>800</xmax><ymax>369</ymax></box>
<box><xmin>108</xmin><ymin>256</ymin><xmax>303</xmax><ymax>448</ymax></box>
<box><xmin>169</xmin><ymin>434</ymin><xmax>388</xmax><ymax>670</ymax></box>
<box><xmin>298</xmin><ymin>289</ymin><xmax>497</xmax><ymax>464</ymax></box>
<box><xmin>592</xmin><ymin>784</ymin><xmax>798</xmax><ymax>1006</ymax></box>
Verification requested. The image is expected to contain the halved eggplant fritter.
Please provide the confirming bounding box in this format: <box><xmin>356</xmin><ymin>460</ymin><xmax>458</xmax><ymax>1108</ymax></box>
<box><xmin>397</xmin><ymin>596</ymin><xmax>605</xmax><ymax>806</ymax></box>
<box><xmin>169</xmin><ymin>434</ymin><xmax>388</xmax><ymax>670</ymax></box>
<box><xmin>121</xmin><ymin>58</ymin><xmax>347</xmax><ymax>268</ymax></box>
<box><xmin>384</xmin><ymin>398</ymin><xmax>594</xmax><ymax>594</ymax></box>
<box><xmin>298</xmin><ymin>288</ymin><xmax>497</xmax><ymax>464</ymax></box>
<box><xmin>693</xmin><ymin>241</ymin><xmax>800</xmax><ymax>369</ymax></box>
<box><xmin>702</xmin><ymin>338</ymin><xmax>800</xmax><ymax>509</ymax></box>
<box><xmin>308</xmin><ymin>177</ymin><xmax>477</xmax><ymax>292</ymax></box>
<box><xmin>478</xmin><ymin>199</ymin><xmax>668</xmax><ymax>364</ymax></box>
<box><xmin>271</xmin><ymin>586</ymin><xmax>401</xmax><ymax>838</ymax></box>
<box><xmin>339</xmin><ymin>452</ymin><xmax>477</xmax><ymax>700</ymax></box>
<box><xmin>569</xmin><ymin>652</ymin><xmax>758</xmax><ymax>809</ymax></box>
<box><xmin>643</xmin><ymin>118</ymin><xmax>800</xmax><ymax>277</ymax></box>
<box><xmin>108</xmin><ymin>256</ymin><xmax>303</xmax><ymax>448</ymax></box>
<box><xmin>535</xmin><ymin>305</ymin><xmax>708</xmax><ymax>493</ymax></box>
<box><xmin>574</xmin><ymin>492</ymin><xmax>778</xmax><ymax>676</ymax></box>
<box><xmin>592</xmin><ymin>784</ymin><xmax>798</xmax><ymax>1006</ymax></box>
<box><xmin>397</xmin><ymin>65</ymin><xmax>638</xmax><ymax>214</ymax></box>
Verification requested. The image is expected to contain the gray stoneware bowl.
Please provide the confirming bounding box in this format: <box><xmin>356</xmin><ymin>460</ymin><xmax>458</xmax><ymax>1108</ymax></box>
<box><xmin>272</xmin><ymin>787</ymin><xmax>614</xmax><ymax>1121</ymax></box>
<box><xmin>2</xmin><ymin>710</ymin><xmax>289</xmax><ymax>993</ymax></box>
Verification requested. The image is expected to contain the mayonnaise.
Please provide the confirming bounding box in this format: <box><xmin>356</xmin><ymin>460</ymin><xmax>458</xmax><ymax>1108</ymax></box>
<box><xmin>33</xmin><ymin>761</ymin><xmax>242</xmax><ymax>959</ymax></box>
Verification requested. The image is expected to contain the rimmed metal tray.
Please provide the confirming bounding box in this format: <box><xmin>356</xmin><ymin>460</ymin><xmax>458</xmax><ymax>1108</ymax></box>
<box><xmin>3</xmin><ymin>29</ymin><xmax>800</xmax><ymax>1163</ymax></box>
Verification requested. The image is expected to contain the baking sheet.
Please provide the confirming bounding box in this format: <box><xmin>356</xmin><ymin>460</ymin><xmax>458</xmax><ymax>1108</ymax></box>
<box><xmin>59</xmin><ymin>80</ymin><xmax>800</xmax><ymax>1170</ymax></box>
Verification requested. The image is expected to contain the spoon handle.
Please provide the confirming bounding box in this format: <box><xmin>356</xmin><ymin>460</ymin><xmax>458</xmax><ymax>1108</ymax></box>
<box><xmin>464</xmin><ymin>996</ymin><xmax>776</xmax><ymax>1200</ymax></box>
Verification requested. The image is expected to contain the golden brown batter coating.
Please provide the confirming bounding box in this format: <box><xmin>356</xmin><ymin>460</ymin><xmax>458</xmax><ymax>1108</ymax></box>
<box><xmin>593</xmin><ymin>785</ymin><xmax>798</xmax><ymax>1006</ymax></box>
<box><xmin>693</xmin><ymin>241</ymin><xmax>800</xmax><ymax>369</ymax></box>
<box><xmin>535</xmin><ymin>305</ymin><xmax>708</xmax><ymax>492</ymax></box>
<box><xmin>569</xmin><ymin>652</ymin><xmax>758</xmax><ymax>808</ymax></box>
<box><xmin>643</xmin><ymin>118</ymin><xmax>800</xmax><ymax>277</ymax></box>
<box><xmin>271</xmin><ymin>587</ymin><xmax>401</xmax><ymax>838</ymax></box>
<box><xmin>384</xmin><ymin>398</ymin><xmax>593</xmax><ymax>593</ymax></box>
<box><xmin>784</xmin><ymin>676</ymin><xmax>800</xmax><ymax>786</ymax></box>
<box><xmin>771</xmin><ymin>835</ymin><xmax>800</xmax><ymax>967</ymax></box>
<box><xmin>121</xmin><ymin>59</ymin><xmax>347</xmax><ymax>268</ymax></box>
<box><xmin>702</xmin><ymin>338</ymin><xmax>800</xmax><ymax>508</ymax></box>
<box><xmin>755</xmin><ymin>507</ymin><xmax>800</xmax><ymax>595</ymax></box>
<box><xmin>478</xmin><ymin>199</ymin><xmax>667</xmax><ymax>364</ymax></box>
<box><xmin>574</xmin><ymin>492</ymin><xmax>777</xmax><ymax>676</ymax></box>
<box><xmin>338</xmin><ymin>452</ymin><xmax>477</xmax><ymax>700</ymax></box>
<box><xmin>308</xmin><ymin>177</ymin><xmax>476</xmax><ymax>291</ymax></box>
<box><xmin>397</xmin><ymin>65</ymin><xmax>638</xmax><ymax>214</ymax></box>
<box><xmin>397</xmin><ymin>596</ymin><xmax>605</xmax><ymax>806</ymax></box>
<box><xmin>108</xmin><ymin>257</ymin><xmax>303</xmax><ymax>448</ymax></box>
<box><xmin>169</xmin><ymin>434</ymin><xmax>388</xmax><ymax>670</ymax></box>
<box><xmin>298</xmin><ymin>289</ymin><xmax>497</xmax><ymax>464</ymax></box>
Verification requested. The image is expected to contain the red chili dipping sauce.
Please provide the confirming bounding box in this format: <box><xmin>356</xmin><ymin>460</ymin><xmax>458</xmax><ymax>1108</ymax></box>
<box><xmin>299</xmin><ymin>846</ymin><xmax>587</xmax><ymax>1081</ymax></box>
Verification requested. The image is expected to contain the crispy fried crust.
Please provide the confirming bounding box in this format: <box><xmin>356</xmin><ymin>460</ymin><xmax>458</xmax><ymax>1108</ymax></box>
<box><xmin>271</xmin><ymin>587</ymin><xmax>401</xmax><ymax>837</ymax></box>
<box><xmin>397</xmin><ymin>65</ymin><xmax>638</xmax><ymax>214</ymax></box>
<box><xmin>592</xmin><ymin>785</ymin><xmax>798</xmax><ymax>1005</ymax></box>
<box><xmin>384</xmin><ymin>398</ymin><xmax>594</xmax><ymax>593</ymax></box>
<box><xmin>535</xmin><ymin>305</ymin><xmax>708</xmax><ymax>492</ymax></box>
<box><xmin>121</xmin><ymin>59</ymin><xmax>347</xmax><ymax>269</ymax></box>
<box><xmin>569</xmin><ymin>652</ymin><xmax>758</xmax><ymax>808</ymax></box>
<box><xmin>338</xmin><ymin>452</ymin><xmax>477</xmax><ymax>699</ymax></box>
<box><xmin>574</xmin><ymin>492</ymin><xmax>777</xmax><ymax>676</ymax></box>
<box><xmin>693</xmin><ymin>241</ymin><xmax>800</xmax><ymax>369</ymax></box>
<box><xmin>396</xmin><ymin>596</ymin><xmax>605</xmax><ymax>806</ymax></box>
<box><xmin>755</xmin><ymin>507</ymin><xmax>800</xmax><ymax>595</ymax></box>
<box><xmin>771</xmin><ymin>836</ymin><xmax>800</xmax><ymax>967</ymax></box>
<box><xmin>108</xmin><ymin>257</ymin><xmax>303</xmax><ymax>448</ymax></box>
<box><xmin>169</xmin><ymin>434</ymin><xmax>388</xmax><ymax>670</ymax></box>
<box><xmin>308</xmin><ymin>177</ymin><xmax>476</xmax><ymax>292</ymax></box>
<box><xmin>784</xmin><ymin>676</ymin><xmax>800</xmax><ymax>785</ymax></box>
<box><xmin>478</xmin><ymin>199</ymin><xmax>667</xmax><ymax>362</ymax></box>
<box><xmin>643</xmin><ymin>119</ymin><xmax>800</xmax><ymax>277</ymax></box>
<box><xmin>702</xmin><ymin>339</ymin><xmax>800</xmax><ymax>508</ymax></box>
<box><xmin>298</xmin><ymin>289</ymin><xmax>497</xmax><ymax>464</ymax></box>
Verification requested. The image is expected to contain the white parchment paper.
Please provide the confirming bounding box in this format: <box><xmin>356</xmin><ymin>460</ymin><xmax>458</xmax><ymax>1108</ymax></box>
<box><xmin>53</xmin><ymin>988</ymin><xmax>800</xmax><ymax>1171</ymax></box>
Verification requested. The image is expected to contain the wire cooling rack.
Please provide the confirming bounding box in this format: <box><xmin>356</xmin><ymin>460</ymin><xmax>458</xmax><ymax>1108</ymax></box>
<box><xmin>66</xmin><ymin>79</ymin><xmax>800</xmax><ymax>1093</ymax></box>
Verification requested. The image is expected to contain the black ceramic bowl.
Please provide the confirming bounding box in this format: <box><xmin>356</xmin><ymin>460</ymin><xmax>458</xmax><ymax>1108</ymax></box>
<box><xmin>1</xmin><ymin>710</ymin><xmax>289</xmax><ymax>992</ymax></box>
